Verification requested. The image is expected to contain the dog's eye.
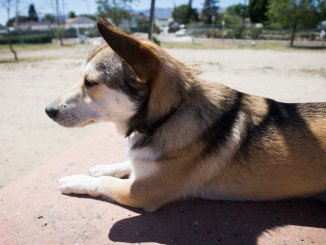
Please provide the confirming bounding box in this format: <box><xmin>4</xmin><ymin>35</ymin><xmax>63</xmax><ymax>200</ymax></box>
<box><xmin>84</xmin><ymin>79</ymin><xmax>97</xmax><ymax>88</ymax></box>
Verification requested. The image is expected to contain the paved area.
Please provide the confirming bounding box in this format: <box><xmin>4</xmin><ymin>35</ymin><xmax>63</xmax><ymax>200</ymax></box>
<box><xmin>0</xmin><ymin>125</ymin><xmax>325</xmax><ymax>245</ymax></box>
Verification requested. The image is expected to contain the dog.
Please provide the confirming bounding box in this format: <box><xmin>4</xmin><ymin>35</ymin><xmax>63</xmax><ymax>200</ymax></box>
<box><xmin>45</xmin><ymin>17</ymin><xmax>326</xmax><ymax>212</ymax></box>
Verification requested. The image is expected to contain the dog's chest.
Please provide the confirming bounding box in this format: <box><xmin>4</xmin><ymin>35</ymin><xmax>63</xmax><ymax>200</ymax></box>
<box><xmin>130</xmin><ymin>159</ymin><xmax>158</xmax><ymax>179</ymax></box>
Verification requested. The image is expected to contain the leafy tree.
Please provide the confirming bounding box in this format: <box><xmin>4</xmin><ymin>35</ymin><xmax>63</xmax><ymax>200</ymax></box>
<box><xmin>223</xmin><ymin>4</ymin><xmax>247</xmax><ymax>38</ymax></box>
<box><xmin>43</xmin><ymin>13</ymin><xmax>56</xmax><ymax>23</ymax></box>
<box><xmin>97</xmin><ymin>0</ymin><xmax>108</xmax><ymax>15</ymax></box>
<box><xmin>201</xmin><ymin>0</ymin><xmax>219</xmax><ymax>24</ymax></box>
<box><xmin>317</xmin><ymin>0</ymin><xmax>326</xmax><ymax>20</ymax></box>
<box><xmin>28</xmin><ymin>4</ymin><xmax>38</xmax><ymax>21</ymax></box>
<box><xmin>96</xmin><ymin>0</ymin><xmax>133</xmax><ymax>26</ymax></box>
<box><xmin>6</xmin><ymin>16</ymin><xmax>28</xmax><ymax>26</ymax></box>
<box><xmin>248</xmin><ymin>0</ymin><xmax>268</xmax><ymax>23</ymax></box>
<box><xmin>172</xmin><ymin>4</ymin><xmax>199</xmax><ymax>24</ymax></box>
<box><xmin>267</xmin><ymin>0</ymin><xmax>320</xmax><ymax>47</ymax></box>
<box><xmin>225</xmin><ymin>3</ymin><xmax>247</xmax><ymax>17</ymax></box>
<box><xmin>68</xmin><ymin>11</ymin><xmax>76</xmax><ymax>18</ymax></box>
<box><xmin>0</xmin><ymin>0</ymin><xmax>18</xmax><ymax>61</ymax></box>
<box><xmin>223</xmin><ymin>14</ymin><xmax>243</xmax><ymax>38</ymax></box>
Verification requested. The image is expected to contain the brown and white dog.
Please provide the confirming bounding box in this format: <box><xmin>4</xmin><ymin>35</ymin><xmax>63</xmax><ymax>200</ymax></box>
<box><xmin>45</xmin><ymin>17</ymin><xmax>326</xmax><ymax>212</ymax></box>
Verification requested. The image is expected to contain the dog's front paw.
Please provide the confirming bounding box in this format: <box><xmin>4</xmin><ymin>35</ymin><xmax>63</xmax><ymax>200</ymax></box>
<box><xmin>89</xmin><ymin>163</ymin><xmax>130</xmax><ymax>178</ymax></box>
<box><xmin>58</xmin><ymin>175</ymin><xmax>101</xmax><ymax>196</ymax></box>
<box><xmin>89</xmin><ymin>165</ymin><xmax>111</xmax><ymax>177</ymax></box>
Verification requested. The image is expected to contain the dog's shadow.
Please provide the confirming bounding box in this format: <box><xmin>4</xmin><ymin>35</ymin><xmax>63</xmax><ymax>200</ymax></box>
<box><xmin>108</xmin><ymin>199</ymin><xmax>325</xmax><ymax>245</ymax></box>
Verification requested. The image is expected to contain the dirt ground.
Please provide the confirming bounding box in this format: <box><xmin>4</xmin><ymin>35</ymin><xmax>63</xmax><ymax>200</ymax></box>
<box><xmin>0</xmin><ymin>44</ymin><xmax>325</xmax><ymax>188</ymax></box>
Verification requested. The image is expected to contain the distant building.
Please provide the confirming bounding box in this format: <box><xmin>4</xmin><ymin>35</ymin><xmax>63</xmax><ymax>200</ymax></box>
<box><xmin>65</xmin><ymin>16</ymin><xmax>96</xmax><ymax>29</ymax></box>
<box><xmin>15</xmin><ymin>21</ymin><xmax>54</xmax><ymax>31</ymax></box>
<box><xmin>155</xmin><ymin>17</ymin><xmax>172</xmax><ymax>34</ymax></box>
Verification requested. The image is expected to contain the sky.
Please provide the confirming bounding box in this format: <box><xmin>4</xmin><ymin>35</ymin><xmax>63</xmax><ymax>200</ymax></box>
<box><xmin>0</xmin><ymin>0</ymin><xmax>244</xmax><ymax>25</ymax></box>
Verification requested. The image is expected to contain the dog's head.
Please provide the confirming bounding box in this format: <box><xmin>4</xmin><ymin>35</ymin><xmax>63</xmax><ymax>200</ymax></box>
<box><xmin>46</xmin><ymin>17</ymin><xmax>192</xmax><ymax>135</ymax></box>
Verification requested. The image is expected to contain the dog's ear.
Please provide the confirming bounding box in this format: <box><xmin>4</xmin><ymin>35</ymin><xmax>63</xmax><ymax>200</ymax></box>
<box><xmin>97</xmin><ymin>17</ymin><xmax>159</xmax><ymax>83</ymax></box>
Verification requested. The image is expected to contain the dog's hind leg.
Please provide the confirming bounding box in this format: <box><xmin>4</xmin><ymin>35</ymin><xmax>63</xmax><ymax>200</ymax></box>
<box><xmin>88</xmin><ymin>161</ymin><xmax>131</xmax><ymax>178</ymax></box>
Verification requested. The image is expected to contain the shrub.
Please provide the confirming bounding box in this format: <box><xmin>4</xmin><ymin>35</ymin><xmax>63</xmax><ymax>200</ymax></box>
<box><xmin>0</xmin><ymin>33</ymin><xmax>52</xmax><ymax>44</ymax></box>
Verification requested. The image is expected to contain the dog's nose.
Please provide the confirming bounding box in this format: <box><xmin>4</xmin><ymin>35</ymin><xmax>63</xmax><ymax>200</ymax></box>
<box><xmin>45</xmin><ymin>106</ymin><xmax>58</xmax><ymax>119</ymax></box>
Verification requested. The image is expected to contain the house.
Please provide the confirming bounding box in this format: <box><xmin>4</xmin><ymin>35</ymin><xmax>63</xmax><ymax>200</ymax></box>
<box><xmin>65</xmin><ymin>16</ymin><xmax>96</xmax><ymax>29</ymax></box>
<box><xmin>15</xmin><ymin>21</ymin><xmax>54</xmax><ymax>31</ymax></box>
<box><xmin>155</xmin><ymin>17</ymin><xmax>172</xmax><ymax>33</ymax></box>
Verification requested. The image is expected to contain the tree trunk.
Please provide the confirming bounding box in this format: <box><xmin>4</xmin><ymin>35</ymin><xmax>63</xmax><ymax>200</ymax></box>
<box><xmin>55</xmin><ymin>0</ymin><xmax>63</xmax><ymax>46</ymax></box>
<box><xmin>290</xmin><ymin>24</ymin><xmax>297</xmax><ymax>47</ymax></box>
<box><xmin>6</xmin><ymin>29</ymin><xmax>18</xmax><ymax>61</ymax></box>
<box><xmin>9</xmin><ymin>42</ymin><xmax>18</xmax><ymax>61</ymax></box>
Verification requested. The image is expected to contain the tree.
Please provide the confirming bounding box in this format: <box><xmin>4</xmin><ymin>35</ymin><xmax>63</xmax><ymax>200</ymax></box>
<box><xmin>43</xmin><ymin>13</ymin><xmax>56</xmax><ymax>23</ymax></box>
<box><xmin>201</xmin><ymin>0</ymin><xmax>219</xmax><ymax>24</ymax></box>
<box><xmin>68</xmin><ymin>11</ymin><xmax>76</xmax><ymax>18</ymax></box>
<box><xmin>223</xmin><ymin>4</ymin><xmax>247</xmax><ymax>38</ymax></box>
<box><xmin>248</xmin><ymin>0</ymin><xmax>269</xmax><ymax>23</ymax></box>
<box><xmin>96</xmin><ymin>0</ymin><xmax>133</xmax><ymax>26</ymax></box>
<box><xmin>225</xmin><ymin>3</ymin><xmax>247</xmax><ymax>17</ymax></box>
<box><xmin>172</xmin><ymin>4</ymin><xmax>199</xmax><ymax>24</ymax></box>
<box><xmin>267</xmin><ymin>0</ymin><xmax>320</xmax><ymax>47</ymax></box>
<box><xmin>1</xmin><ymin>0</ymin><xmax>18</xmax><ymax>61</ymax></box>
<box><xmin>97</xmin><ymin>0</ymin><xmax>108</xmax><ymax>15</ymax></box>
<box><xmin>6</xmin><ymin>15</ymin><xmax>28</xmax><ymax>26</ymax></box>
<box><xmin>28</xmin><ymin>4</ymin><xmax>38</xmax><ymax>21</ymax></box>
<box><xmin>317</xmin><ymin>0</ymin><xmax>326</xmax><ymax>20</ymax></box>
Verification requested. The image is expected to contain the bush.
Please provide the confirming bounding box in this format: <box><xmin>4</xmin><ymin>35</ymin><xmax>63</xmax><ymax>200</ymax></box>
<box><xmin>61</xmin><ymin>27</ymin><xmax>100</xmax><ymax>38</ymax></box>
<box><xmin>0</xmin><ymin>33</ymin><xmax>52</xmax><ymax>44</ymax></box>
<box><xmin>249</xmin><ymin>27</ymin><xmax>262</xmax><ymax>39</ymax></box>
<box><xmin>152</xmin><ymin>36</ymin><xmax>161</xmax><ymax>45</ymax></box>
<box><xmin>54</xmin><ymin>27</ymin><xmax>64</xmax><ymax>40</ymax></box>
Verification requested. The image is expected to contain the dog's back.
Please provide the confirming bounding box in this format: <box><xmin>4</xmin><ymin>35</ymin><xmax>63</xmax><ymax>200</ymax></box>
<box><xmin>191</xmin><ymin>91</ymin><xmax>326</xmax><ymax>201</ymax></box>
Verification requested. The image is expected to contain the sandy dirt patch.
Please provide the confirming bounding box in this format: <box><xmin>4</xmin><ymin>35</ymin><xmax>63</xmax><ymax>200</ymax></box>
<box><xmin>0</xmin><ymin>44</ymin><xmax>325</xmax><ymax>187</ymax></box>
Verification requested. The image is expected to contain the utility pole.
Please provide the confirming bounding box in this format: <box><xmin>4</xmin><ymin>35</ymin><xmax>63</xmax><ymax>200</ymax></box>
<box><xmin>55</xmin><ymin>0</ymin><xmax>60</xmax><ymax>24</ymax></box>
<box><xmin>86</xmin><ymin>0</ymin><xmax>90</xmax><ymax>15</ymax></box>
<box><xmin>211</xmin><ymin>14</ymin><xmax>215</xmax><ymax>39</ymax></box>
<box><xmin>55</xmin><ymin>0</ymin><xmax>63</xmax><ymax>45</ymax></box>
<box><xmin>148</xmin><ymin>0</ymin><xmax>155</xmax><ymax>40</ymax></box>
<box><xmin>62</xmin><ymin>0</ymin><xmax>66</xmax><ymax>20</ymax></box>
<box><xmin>187</xmin><ymin>0</ymin><xmax>193</xmax><ymax>23</ymax></box>
<box><xmin>242</xmin><ymin>0</ymin><xmax>247</xmax><ymax>27</ymax></box>
<box><xmin>14</xmin><ymin>0</ymin><xmax>18</xmax><ymax>26</ymax></box>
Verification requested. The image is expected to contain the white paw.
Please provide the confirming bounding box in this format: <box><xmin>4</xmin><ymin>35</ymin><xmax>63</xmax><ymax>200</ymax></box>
<box><xmin>89</xmin><ymin>164</ymin><xmax>129</xmax><ymax>178</ymax></box>
<box><xmin>88</xmin><ymin>165</ymin><xmax>111</xmax><ymax>177</ymax></box>
<box><xmin>58</xmin><ymin>175</ymin><xmax>101</xmax><ymax>196</ymax></box>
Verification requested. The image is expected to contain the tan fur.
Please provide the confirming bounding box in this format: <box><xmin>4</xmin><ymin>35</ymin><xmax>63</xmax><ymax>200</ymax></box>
<box><xmin>49</xmin><ymin>18</ymin><xmax>326</xmax><ymax>212</ymax></box>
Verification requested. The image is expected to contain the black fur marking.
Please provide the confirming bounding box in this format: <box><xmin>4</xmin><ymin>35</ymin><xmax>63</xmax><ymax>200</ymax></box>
<box><xmin>199</xmin><ymin>92</ymin><xmax>243</xmax><ymax>158</ymax></box>
<box><xmin>132</xmin><ymin>135</ymin><xmax>153</xmax><ymax>149</ymax></box>
<box><xmin>265</xmin><ymin>100</ymin><xmax>301</xmax><ymax>125</ymax></box>
<box><xmin>126</xmin><ymin>89</ymin><xmax>151</xmax><ymax>137</ymax></box>
<box><xmin>128</xmin><ymin>97</ymin><xmax>185</xmax><ymax>149</ymax></box>
<box><xmin>237</xmin><ymin>99</ymin><xmax>306</xmax><ymax>160</ymax></box>
<box><xmin>150</xmin><ymin>99</ymin><xmax>185</xmax><ymax>131</ymax></box>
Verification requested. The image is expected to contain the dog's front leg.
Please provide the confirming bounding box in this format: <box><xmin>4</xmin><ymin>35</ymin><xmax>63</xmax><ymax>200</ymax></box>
<box><xmin>88</xmin><ymin>161</ymin><xmax>131</xmax><ymax>178</ymax></box>
<box><xmin>58</xmin><ymin>175</ymin><xmax>171</xmax><ymax>211</ymax></box>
